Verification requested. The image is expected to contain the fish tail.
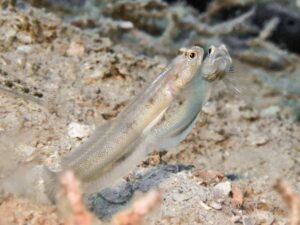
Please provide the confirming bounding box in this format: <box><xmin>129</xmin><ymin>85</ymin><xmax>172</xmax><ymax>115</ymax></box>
<box><xmin>43</xmin><ymin>166</ymin><xmax>59</xmax><ymax>203</ymax></box>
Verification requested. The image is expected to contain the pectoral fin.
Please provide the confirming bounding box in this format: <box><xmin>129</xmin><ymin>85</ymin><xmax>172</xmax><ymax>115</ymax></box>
<box><xmin>142</xmin><ymin>107</ymin><xmax>168</xmax><ymax>134</ymax></box>
<box><xmin>150</xmin><ymin>112</ymin><xmax>200</xmax><ymax>151</ymax></box>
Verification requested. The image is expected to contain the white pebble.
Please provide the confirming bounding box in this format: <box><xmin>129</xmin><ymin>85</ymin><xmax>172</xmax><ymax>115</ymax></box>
<box><xmin>247</xmin><ymin>134</ymin><xmax>269</xmax><ymax>146</ymax></box>
<box><xmin>202</xmin><ymin>102</ymin><xmax>217</xmax><ymax>115</ymax></box>
<box><xmin>68</xmin><ymin>122</ymin><xmax>91</xmax><ymax>139</ymax></box>
<box><xmin>17</xmin><ymin>45</ymin><xmax>33</xmax><ymax>53</ymax></box>
<box><xmin>17</xmin><ymin>145</ymin><xmax>36</xmax><ymax>157</ymax></box>
<box><xmin>210</xmin><ymin>201</ymin><xmax>222</xmax><ymax>210</ymax></box>
<box><xmin>260</xmin><ymin>105</ymin><xmax>280</xmax><ymax>117</ymax></box>
<box><xmin>67</xmin><ymin>41</ymin><xmax>85</xmax><ymax>57</ymax></box>
<box><xmin>213</xmin><ymin>181</ymin><xmax>232</xmax><ymax>198</ymax></box>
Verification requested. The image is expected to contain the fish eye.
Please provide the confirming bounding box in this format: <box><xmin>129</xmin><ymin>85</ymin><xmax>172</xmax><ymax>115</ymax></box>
<box><xmin>208</xmin><ymin>48</ymin><xmax>212</xmax><ymax>54</ymax></box>
<box><xmin>189</xmin><ymin>51</ymin><xmax>196</xmax><ymax>59</ymax></box>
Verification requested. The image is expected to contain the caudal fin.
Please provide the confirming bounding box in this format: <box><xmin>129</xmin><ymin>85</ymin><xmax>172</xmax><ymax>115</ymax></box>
<box><xmin>43</xmin><ymin>166</ymin><xmax>59</xmax><ymax>203</ymax></box>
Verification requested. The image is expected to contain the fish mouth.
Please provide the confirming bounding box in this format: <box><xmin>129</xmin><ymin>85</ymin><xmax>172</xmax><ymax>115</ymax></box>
<box><xmin>214</xmin><ymin>53</ymin><xmax>232</xmax><ymax>62</ymax></box>
<box><xmin>210</xmin><ymin>71</ymin><xmax>228</xmax><ymax>81</ymax></box>
<box><xmin>213</xmin><ymin>56</ymin><xmax>232</xmax><ymax>71</ymax></box>
<box><xmin>202</xmin><ymin>71</ymin><xmax>219</xmax><ymax>82</ymax></box>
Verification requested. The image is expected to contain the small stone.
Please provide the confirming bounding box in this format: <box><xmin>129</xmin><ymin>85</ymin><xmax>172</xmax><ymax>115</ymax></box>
<box><xmin>172</xmin><ymin>190</ymin><xmax>191</xmax><ymax>202</ymax></box>
<box><xmin>17</xmin><ymin>34</ymin><xmax>33</xmax><ymax>44</ymax></box>
<box><xmin>146</xmin><ymin>153</ymin><xmax>161</xmax><ymax>166</ymax></box>
<box><xmin>67</xmin><ymin>41</ymin><xmax>85</xmax><ymax>57</ymax></box>
<box><xmin>17</xmin><ymin>45</ymin><xmax>33</xmax><ymax>53</ymax></box>
<box><xmin>243</xmin><ymin>217</ymin><xmax>254</xmax><ymax>225</ymax></box>
<box><xmin>240</xmin><ymin>110</ymin><xmax>259</xmax><ymax>120</ymax></box>
<box><xmin>17</xmin><ymin>145</ymin><xmax>36</xmax><ymax>157</ymax></box>
<box><xmin>0</xmin><ymin>57</ymin><xmax>10</xmax><ymax>66</ymax></box>
<box><xmin>202</xmin><ymin>102</ymin><xmax>217</xmax><ymax>115</ymax></box>
<box><xmin>193</xmin><ymin>169</ymin><xmax>224</xmax><ymax>185</ymax></box>
<box><xmin>247</xmin><ymin>134</ymin><xmax>269</xmax><ymax>146</ymax></box>
<box><xmin>213</xmin><ymin>181</ymin><xmax>231</xmax><ymax>198</ymax></box>
<box><xmin>16</xmin><ymin>57</ymin><xmax>26</xmax><ymax>68</ymax></box>
<box><xmin>118</xmin><ymin>21</ymin><xmax>134</xmax><ymax>29</ymax></box>
<box><xmin>209</xmin><ymin>201</ymin><xmax>222</xmax><ymax>210</ymax></box>
<box><xmin>68</xmin><ymin>122</ymin><xmax>91</xmax><ymax>139</ymax></box>
<box><xmin>260</xmin><ymin>105</ymin><xmax>280</xmax><ymax>117</ymax></box>
<box><xmin>231</xmin><ymin>215</ymin><xmax>242</xmax><ymax>223</ymax></box>
<box><xmin>88</xmin><ymin>65</ymin><xmax>110</xmax><ymax>80</ymax></box>
<box><xmin>89</xmin><ymin>69</ymin><xmax>105</xmax><ymax>79</ymax></box>
<box><xmin>5</xmin><ymin>29</ymin><xmax>17</xmax><ymax>39</ymax></box>
<box><xmin>210</xmin><ymin>131</ymin><xmax>226</xmax><ymax>143</ymax></box>
<box><xmin>201</xmin><ymin>130</ymin><xmax>226</xmax><ymax>143</ymax></box>
<box><xmin>100</xmin><ymin>182</ymin><xmax>133</xmax><ymax>204</ymax></box>
<box><xmin>199</xmin><ymin>201</ymin><xmax>211</xmax><ymax>210</ymax></box>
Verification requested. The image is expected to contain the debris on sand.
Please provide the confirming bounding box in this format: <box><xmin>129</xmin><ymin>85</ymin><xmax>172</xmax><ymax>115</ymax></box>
<box><xmin>231</xmin><ymin>184</ymin><xmax>244</xmax><ymax>208</ymax></box>
<box><xmin>68</xmin><ymin>122</ymin><xmax>91</xmax><ymax>139</ymax></box>
<box><xmin>213</xmin><ymin>181</ymin><xmax>232</xmax><ymax>198</ymax></box>
<box><xmin>112</xmin><ymin>190</ymin><xmax>161</xmax><ymax>225</ymax></box>
<box><xmin>274</xmin><ymin>179</ymin><xmax>300</xmax><ymax>225</ymax></box>
<box><xmin>58</xmin><ymin>170</ymin><xmax>94</xmax><ymax>225</ymax></box>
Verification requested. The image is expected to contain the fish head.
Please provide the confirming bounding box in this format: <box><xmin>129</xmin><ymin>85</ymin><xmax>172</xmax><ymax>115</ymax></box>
<box><xmin>202</xmin><ymin>44</ymin><xmax>232</xmax><ymax>82</ymax></box>
<box><xmin>171</xmin><ymin>46</ymin><xmax>204</xmax><ymax>91</ymax></box>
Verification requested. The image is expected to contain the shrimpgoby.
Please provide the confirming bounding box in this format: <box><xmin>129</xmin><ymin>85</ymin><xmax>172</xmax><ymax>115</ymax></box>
<box><xmin>44</xmin><ymin>46</ymin><xmax>204</xmax><ymax>201</ymax></box>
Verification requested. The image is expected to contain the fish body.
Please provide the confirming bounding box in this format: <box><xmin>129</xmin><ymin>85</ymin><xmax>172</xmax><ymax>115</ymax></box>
<box><xmin>44</xmin><ymin>46</ymin><xmax>204</xmax><ymax>200</ymax></box>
